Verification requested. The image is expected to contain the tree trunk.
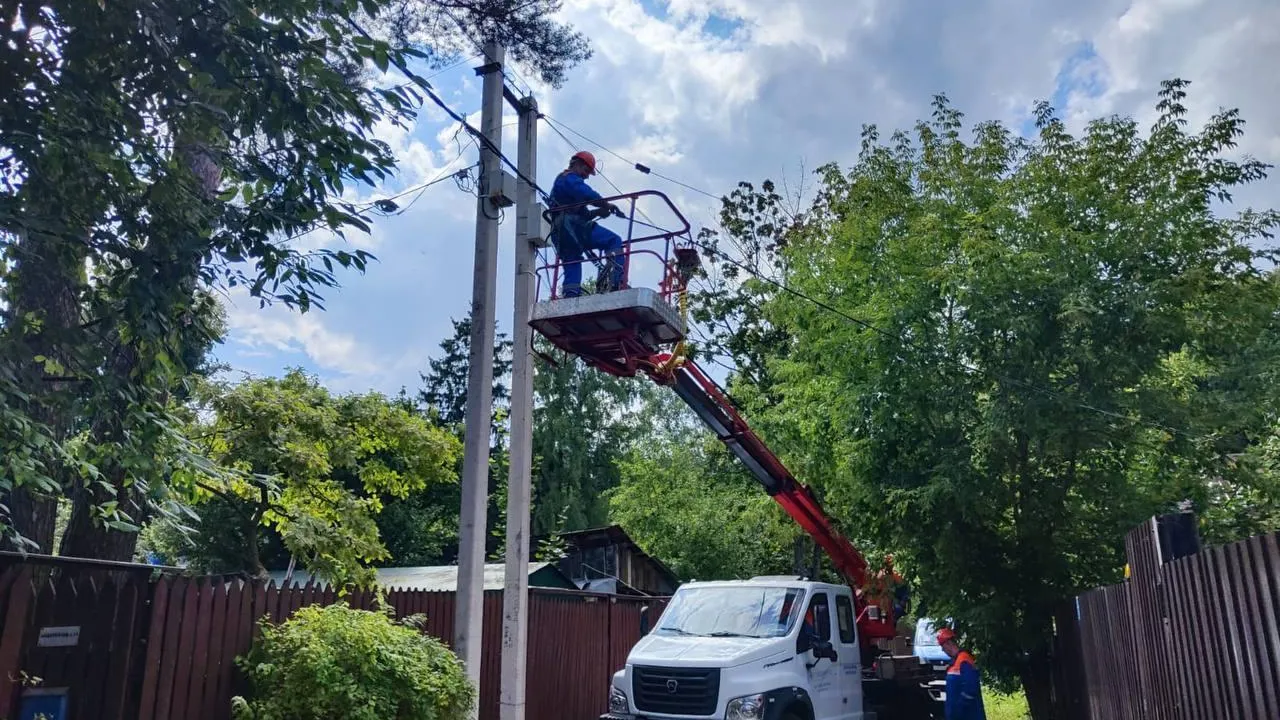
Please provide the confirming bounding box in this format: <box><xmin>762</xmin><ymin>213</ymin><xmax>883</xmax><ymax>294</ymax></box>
<box><xmin>58</xmin><ymin>343</ymin><xmax>147</xmax><ymax>561</ymax></box>
<box><xmin>59</xmin><ymin>135</ymin><xmax>221</xmax><ymax>561</ymax></box>
<box><xmin>1021</xmin><ymin>643</ymin><xmax>1056</xmax><ymax>720</ymax></box>
<box><xmin>4</xmin><ymin>489</ymin><xmax>59</xmax><ymax>554</ymax></box>
<box><xmin>58</xmin><ymin>490</ymin><xmax>144</xmax><ymax>561</ymax></box>
<box><xmin>0</xmin><ymin>223</ymin><xmax>87</xmax><ymax>553</ymax></box>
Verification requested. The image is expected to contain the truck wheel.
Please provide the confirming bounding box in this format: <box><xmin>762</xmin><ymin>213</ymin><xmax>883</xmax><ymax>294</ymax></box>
<box><xmin>782</xmin><ymin>710</ymin><xmax>806</xmax><ymax>720</ymax></box>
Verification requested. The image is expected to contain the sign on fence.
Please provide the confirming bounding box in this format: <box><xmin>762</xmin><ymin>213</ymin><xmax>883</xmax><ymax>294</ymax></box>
<box><xmin>36</xmin><ymin>626</ymin><xmax>80</xmax><ymax>648</ymax></box>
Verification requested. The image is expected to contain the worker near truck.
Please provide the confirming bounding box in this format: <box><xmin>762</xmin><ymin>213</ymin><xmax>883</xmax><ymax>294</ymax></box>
<box><xmin>548</xmin><ymin>151</ymin><xmax>627</xmax><ymax>297</ymax></box>
<box><xmin>937</xmin><ymin>627</ymin><xmax>986</xmax><ymax>720</ymax></box>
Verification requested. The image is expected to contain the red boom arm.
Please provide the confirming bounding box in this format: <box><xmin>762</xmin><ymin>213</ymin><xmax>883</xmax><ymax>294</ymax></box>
<box><xmin>651</xmin><ymin>355</ymin><xmax>896</xmax><ymax>643</ymax></box>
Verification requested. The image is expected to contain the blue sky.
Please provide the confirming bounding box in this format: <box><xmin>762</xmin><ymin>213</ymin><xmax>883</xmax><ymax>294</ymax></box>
<box><xmin>215</xmin><ymin>0</ymin><xmax>1280</xmax><ymax>397</ymax></box>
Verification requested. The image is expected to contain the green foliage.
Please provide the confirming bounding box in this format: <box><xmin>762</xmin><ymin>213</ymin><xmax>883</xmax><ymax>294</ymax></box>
<box><xmin>984</xmin><ymin>690</ymin><xmax>1031</xmax><ymax>720</ymax></box>
<box><xmin>388</xmin><ymin>312</ymin><xmax>513</xmax><ymax>566</ymax></box>
<box><xmin>532</xmin><ymin>340</ymin><xmax>638</xmax><ymax>534</ymax></box>
<box><xmin>533</xmin><ymin>505</ymin><xmax>572</xmax><ymax>562</ymax></box>
<box><xmin>608</xmin><ymin>387</ymin><xmax>800</xmax><ymax>581</ymax></box>
<box><xmin>403</xmin><ymin>324</ymin><xmax>639</xmax><ymax>568</ymax></box>
<box><xmin>692</xmin><ymin>79</ymin><xmax>1279</xmax><ymax>712</ymax></box>
<box><xmin>0</xmin><ymin>0</ymin><xmax>592</xmax><ymax>559</ymax></box>
<box><xmin>376</xmin><ymin>0</ymin><xmax>591</xmax><ymax>89</ymax></box>
<box><xmin>155</xmin><ymin>369</ymin><xmax>460</xmax><ymax>586</ymax></box>
<box><xmin>231</xmin><ymin>603</ymin><xmax>474</xmax><ymax>720</ymax></box>
<box><xmin>418</xmin><ymin>314</ymin><xmax>513</xmax><ymax>432</ymax></box>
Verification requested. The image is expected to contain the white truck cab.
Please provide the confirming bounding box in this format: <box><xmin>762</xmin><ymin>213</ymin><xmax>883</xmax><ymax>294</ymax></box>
<box><xmin>602</xmin><ymin>577</ymin><xmax>868</xmax><ymax>720</ymax></box>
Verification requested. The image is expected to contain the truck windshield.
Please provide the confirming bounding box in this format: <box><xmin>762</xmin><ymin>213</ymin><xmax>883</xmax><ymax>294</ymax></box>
<box><xmin>654</xmin><ymin>586</ymin><xmax>806</xmax><ymax>639</ymax></box>
<box><xmin>914</xmin><ymin>619</ymin><xmax>939</xmax><ymax>648</ymax></box>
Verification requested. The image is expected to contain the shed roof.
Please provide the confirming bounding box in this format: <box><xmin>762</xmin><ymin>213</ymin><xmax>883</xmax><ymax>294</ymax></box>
<box><xmin>266</xmin><ymin>562</ymin><xmax>574</xmax><ymax>592</ymax></box>
<box><xmin>557</xmin><ymin>524</ymin><xmax>680</xmax><ymax>584</ymax></box>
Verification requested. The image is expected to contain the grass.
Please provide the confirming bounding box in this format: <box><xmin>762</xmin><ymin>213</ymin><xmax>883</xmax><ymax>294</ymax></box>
<box><xmin>983</xmin><ymin>688</ymin><xmax>1030</xmax><ymax>720</ymax></box>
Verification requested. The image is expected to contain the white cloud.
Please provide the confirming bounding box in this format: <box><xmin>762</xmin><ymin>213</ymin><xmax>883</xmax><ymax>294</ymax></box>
<box><xmin>1075</xmin><ymin>0</ymin><xmax>1279</xmax><ymax>159</ymax></box>
<box><xmin>222</xmin><ymin>288</ymin><xmax>380</xmax><ymax>377</ymax></box>
<box><xmin>217</xmin><ymin>0</ymin><xmax>1280</xmax><ymax>397</ymax></box>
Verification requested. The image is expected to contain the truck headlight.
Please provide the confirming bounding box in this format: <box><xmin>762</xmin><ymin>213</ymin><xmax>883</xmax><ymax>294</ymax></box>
<box><xmin>725</xmin><ymin>693</ymin><xmax>767</xmax><ymax>720</ymax></box>
<box><xmin>608</xmin><ymin>686</ymin><xmax>629</xmax><ymax>715</ymax></box>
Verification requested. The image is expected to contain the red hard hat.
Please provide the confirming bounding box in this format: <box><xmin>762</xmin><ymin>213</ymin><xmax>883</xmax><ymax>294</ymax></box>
<box><xmin>936</xmin><ymin>627</ymin><xmax>957</xmax><ymax>645</ymax></box>
<box><xmin>572</xmin><ymin>150</ymin><xmax>597</xmax><ymax>175</ymax></box>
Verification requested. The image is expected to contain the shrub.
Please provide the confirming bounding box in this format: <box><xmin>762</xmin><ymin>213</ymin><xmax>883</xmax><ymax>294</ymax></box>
<box><xmin>231</xmin><ymin>603</ymin><xmax>474</xmax><ymax>720</ymax></box>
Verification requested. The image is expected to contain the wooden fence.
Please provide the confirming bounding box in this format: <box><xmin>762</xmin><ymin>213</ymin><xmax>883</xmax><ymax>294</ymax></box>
<box><xmin>0</xmin><ymin>555</ymin><xmax>663</xmax><ymax>720</ymax></box>
<box><xmin>1049</xmin><ymin>513</ymin><xmax>1280</xmax><ymax>719</ymax></box>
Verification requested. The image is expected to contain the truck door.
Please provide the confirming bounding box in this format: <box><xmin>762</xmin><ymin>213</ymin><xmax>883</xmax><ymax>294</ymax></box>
<box><xmin>833</xmin><ymin>592</ymin><xmax>865</xmax><ymax>719</ymax></box>
<box><xmin>801</xmin><ymin>591</ymin><xmax>842</xmax><ymax>719</ymax></box>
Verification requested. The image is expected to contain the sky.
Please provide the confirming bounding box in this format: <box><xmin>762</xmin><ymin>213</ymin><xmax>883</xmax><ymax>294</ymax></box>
<box><xmin>216</xmin><ymin>0</ymin><xmax>1280</xmax><ymax>397</ymax></box>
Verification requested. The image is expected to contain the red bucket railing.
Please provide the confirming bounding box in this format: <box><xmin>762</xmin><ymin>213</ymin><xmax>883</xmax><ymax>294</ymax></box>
<box><xmin>535</xmin><ymin>189</ymin><xmax>694</xmax><ymax>304</ymax></box>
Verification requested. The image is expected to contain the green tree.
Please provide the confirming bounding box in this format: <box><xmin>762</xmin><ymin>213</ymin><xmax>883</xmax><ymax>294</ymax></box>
<box><xmin>378</xmin><ymin>313</ymin><xmax>513</xmax><ymax>566</ymax></box>
<box><xmin>693</xmin><ymin>80</ymin><xmax>1279</xmax><ymax>716</ymax></box>
<box><xmin>609</xmin><ymin>389</ymin><xmax>801</xmax><ymax>581</ymax></box>
<box><xmin>0</xmin><ymin>0</ymin><xmax>592</xmax><ymax>559</ymax></box>
<box><xmin>531</xmin><ymin>340</ymin><xmax>638</xmax><ymax>534</ymax></box>
<box><xmin>418</xmin><ymin>314</ymin><xmax>513</xmax><ymax>432</ymax></box>
<box><xmin>153</xmin><ymin>369</ymin><xmax>460</xmax><ymax>587</ymax></box>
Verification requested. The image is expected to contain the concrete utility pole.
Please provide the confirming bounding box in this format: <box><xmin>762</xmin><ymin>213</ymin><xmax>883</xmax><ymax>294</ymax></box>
<box><xmin>499</xmin><ymin>93</ymin><xmax>540</xmax><ymax>720</ymax></box>
<box><xmin>456</xmin><ymin>40</ymin><xmax>506</xmax><ymax>700</ymax></box>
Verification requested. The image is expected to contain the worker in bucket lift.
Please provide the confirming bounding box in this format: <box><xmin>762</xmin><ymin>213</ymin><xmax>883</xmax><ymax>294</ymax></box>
<box><xmin>548</xmin><ymin>151</ymin><xmax>627</xmax><ymax>297</ymax></box>
<box><xmin>937</xmin><ymin>627</ymin><xmax>987</xmax><ymax>720</ymax></box>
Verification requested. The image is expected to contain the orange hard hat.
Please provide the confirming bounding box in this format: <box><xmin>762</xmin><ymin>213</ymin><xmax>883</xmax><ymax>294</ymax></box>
<box><xmin>571</xmin><ymin>150</ymin><xmax>597</xmax><ymax>175</ymax></box>
<box><xmin>936</xmin><ymin>627</ymin><xmax>957</xmax><ymax>645</ymax></box>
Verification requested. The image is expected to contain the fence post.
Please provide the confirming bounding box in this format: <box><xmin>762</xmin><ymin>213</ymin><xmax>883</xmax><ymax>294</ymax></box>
<box><xmin>1125</xmin><ymin>512</ymin><xmax>1199</xmax><ymax>720</ymax></box>
<box><xmin>0</xmin><ymin>567</ymin><xmax>35</xmax><ymax>715</ymax></box>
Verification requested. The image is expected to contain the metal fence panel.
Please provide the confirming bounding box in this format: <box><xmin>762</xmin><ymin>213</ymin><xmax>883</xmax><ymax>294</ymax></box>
<box><xmin>0</xmin><ymin>555</ymin><xmax>664</xmax><ymax>720</ymax></box>
<box><xmin>1050</xmin><ymin>520</ymin><xmax>1280</xmax><ymax>720</ymax></box>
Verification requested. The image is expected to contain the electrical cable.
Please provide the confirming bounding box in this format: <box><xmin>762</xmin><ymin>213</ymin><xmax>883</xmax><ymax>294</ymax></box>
<box><xmin>350</xmin><ymin>18</ymin><xmax>1199</xmax><ymax>441</ymax></box>
<box><xmin>388</xmin><ymin>52</ymin><xmax>482</xmax><ymax>92</ymax></box>
<box><xmin>356</xmin><ymin>150</ymin><xmax>478</xmax><ymax>217</ymax></box>
<box><xmin>539</xmin><ymin>112</ymin><xmax>1199</xmax><ymax>439</ymax></box>
<box><xmin>342</xmin><ymin>15</ymin><xmax>551</xmax><ymax>204</ymax></box>
<box><xmin>540</xmin><ymin>116</ymin><xmax>659</xmax><ymax>226</ymax></box>
<box><xmin>540</xmin><ymin>114</ymin><xmax>724</xmax><ymax>202</ymax></box>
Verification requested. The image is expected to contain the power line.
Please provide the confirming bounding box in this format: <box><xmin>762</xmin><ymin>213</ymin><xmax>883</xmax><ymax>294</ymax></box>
<box><xmin>540</xmin><ymin>114</ymin><xmax>724</xmax><ymax>202</ymax></box>
<box><xmin>538</xmin><ymin>112</ymin><xmax>1202</xmax><ymax>439</ymax></box>
<box><xmin>354</xmin><ymin>136</ymin><xmax>480</xmax><ymax>217</ymax></box>
<box><xmin>539</xmin><ymin>116</ymin><xmax>658</xmax><ymax>226</ymax></box>
<box><xmin>341</xmin><ymin>16</ymin><xmax>550</xmax><ymax>204</ymax></box>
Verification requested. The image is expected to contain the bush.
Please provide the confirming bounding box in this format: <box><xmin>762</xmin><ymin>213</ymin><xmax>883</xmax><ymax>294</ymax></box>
<box><xmin>231</xmin><ymin>603</ymin><xmax>474</xmax><ymax>720</ymax></box>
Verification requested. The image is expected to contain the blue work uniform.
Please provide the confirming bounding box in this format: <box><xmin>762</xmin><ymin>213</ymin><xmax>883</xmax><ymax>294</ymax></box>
<box><xmin>945</xmin><ymin>651</ymin><xmax>986</xmax><ymax>720</ymax></box>
<box><xmin>548</xmin><ymin>171</ymin><xmax>625</xmax><ymax>297</ymax></box>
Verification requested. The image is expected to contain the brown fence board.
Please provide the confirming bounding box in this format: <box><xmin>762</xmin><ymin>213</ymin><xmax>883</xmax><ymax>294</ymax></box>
<box><xmin>0</xmin><ymin>565</ymin><xmax>153</xmax><ymax>720</ymax></box>
<box><xmin>1164</xmin><ymin>558</ymin><xmax>1201</xmax><ymax>719</ymax></box>
<box><xmin>1167</xmin><ymin>561</ymin><xmax>1192</xmax><ymax>717</ymax></box>
<box><xmin>136</xmin><ymin>575</ymin><xmax>169</xmax><ymax>720</ymax></box>
<box><xmin>184</xmin><ymin>577</ymin><xmax>216</xmax><ymax>719</ymax></box>
<box><xmin>1230</xmin><ymin>540</ymin><xmax>1268</xmax><ymax>719</ymax></box>
<box><xmin>1049</xmin><ymin>522</ymin><xmax>1280</xmax><ymax>720</ymax></box>
<box><xmin>1211</xmin><ymin>545</ymin><xmax>1248</xmax><ymax>718</ymax></box>
<box><xmin>201</xmin><ymin>579</ymin><xmax>229</xmax><ymax>720</ymax></box>
<box><xmin>213</xmin><ymin>579</ymin><xmax>244</xmax><ymax>720</ymax></box>
<box><xmin>1253</xmin><ymin>534</ymin><xmax>1280</xmax><ymax>716</ymax></box>
<box><xmin>104</xmin><ymin>578</ymin><xmax>145</xmax><ymax>720</ymax></box>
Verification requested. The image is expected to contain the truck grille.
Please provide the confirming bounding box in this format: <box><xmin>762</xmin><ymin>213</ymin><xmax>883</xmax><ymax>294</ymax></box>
<box><xmin>632</xmin><ymin>666</ymin><xmax>720</xmax><ymax>716</ymax></box>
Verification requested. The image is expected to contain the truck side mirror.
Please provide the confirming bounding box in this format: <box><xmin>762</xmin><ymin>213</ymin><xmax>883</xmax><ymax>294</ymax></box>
<box><xmin>811</xmin><ymin>639</ymin><xmax>838</xmax><ymax>663</ymax></box>
<box><xmin>640</xmin><ymin>605</ymin><xmax>650</xmax><ymax>636</ymax></box>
